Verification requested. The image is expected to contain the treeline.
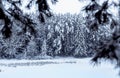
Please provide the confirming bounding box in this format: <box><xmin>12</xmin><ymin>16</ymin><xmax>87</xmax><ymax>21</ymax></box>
<box><xmin>0</xmin><ymin>13</ymin><xmax>112</xmax><ymax>59</ymax></box>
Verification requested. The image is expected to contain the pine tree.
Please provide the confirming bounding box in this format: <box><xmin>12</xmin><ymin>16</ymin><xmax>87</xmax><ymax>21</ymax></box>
<box><xmin>0</xmin><ymin>0</ymin><xmax>58</xmax><ymax>38</ymax></box>
<box><xmin>84</xmin><ymin>0</ymin><xmax>119</xmax><ymax>65</ymax></box>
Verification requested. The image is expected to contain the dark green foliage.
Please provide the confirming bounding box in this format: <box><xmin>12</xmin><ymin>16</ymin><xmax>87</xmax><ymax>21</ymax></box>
<box><xmin>0</xmin><ymin>2</ymin><xmax>12</xmax><ymax>38</ymax></box>
<box><xmin>39</xmin><ymin>13</ymin><xmax>45</xmax><ymax>23</ymax></box>
<box><xmin>7</xmin><ymin>2</ymin><xmax>36</xmax><ymax>37</ymax></box>
<box><xmin>26</xmin><ymin>0</ymin><xmax>54</xmax><ymax>23</ymax></box>
<box><xmin>0</xmin><ymin>0</ymin><xmax>57</xmax><ymax>38</ymax></box>
<box><xmin>0</xmin><ymin>0</ymin><xmax>37</xmax><ymax>38</ymax></box>
<box><xmin>1</xmin><ymin>25</ymin><xmax>12</xmax><ymax>38</ymax></box>
<box><xmin>36</xmin><ymin>0</ymin><xmax>52</xmax><ymax>22</ymax></box>
<box><xmin>0</xmin><ymin>8</ymin><xmax>5</xmax><ymax>19</ymax></box>
<box><xmin>92</xmin><ymin>32</ymin><xmax>120</xmax><ymax>62</ymax></box>
<box><xmin>83</xmin><ymin>0</ymin><xmax>100</xmax><ymax>13</ymax></box>
<box><xmin>84</xmin><ymin>0</ymin><xmax>119</xmax><ymax>65</ymax></box>
<box><xmin>84</xmin><ymin>0</ymin><xmax>117</xmax><ymax>31</ymax></box>
<box><xmin>36</xmin><ymin>0</ymin><xmax>49</xmax><ymax>11</ymax></box>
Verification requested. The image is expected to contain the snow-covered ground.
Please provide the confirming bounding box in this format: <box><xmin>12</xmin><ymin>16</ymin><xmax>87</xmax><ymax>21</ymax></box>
<box><xmin>0</xmin><ymin>58</ymin><xmax>119</xmax><ymax>78</ymax></box>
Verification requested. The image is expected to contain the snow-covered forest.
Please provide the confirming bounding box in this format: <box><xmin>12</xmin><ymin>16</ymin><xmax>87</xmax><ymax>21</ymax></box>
<box><xmin>0</xmin><ymin>0</ymin><xmax>119</xmax><ymax>59</ymax></box>
<box><xmin>0</xmin><ymin>13</ymin><xmax>113</xmax><ymax>59</ymax></box>
<box><xmin>0</xmin><ymin>0</ymin><xmax>120</xmax><ymax>78</ymax></box>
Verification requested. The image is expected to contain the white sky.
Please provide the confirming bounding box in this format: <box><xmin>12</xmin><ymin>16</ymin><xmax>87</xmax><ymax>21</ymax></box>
<box><xmin>4</xmin><ymin>0</ymin><xmax>119</xmax><ymax>15</ymax></box>
<box><xmin>19</xmin><ymin>0</ymin><xmax>87</xmax><ymax>14</ymax></box>
<box><xmin>48</xmin><ymin>0</ymin><xmax>88</xmax><ymax>14</ymax></box>
<box><xmin>48</xmin><ymin>0</ymin><xmax>119</xmax><ymax>15</ymax></box>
